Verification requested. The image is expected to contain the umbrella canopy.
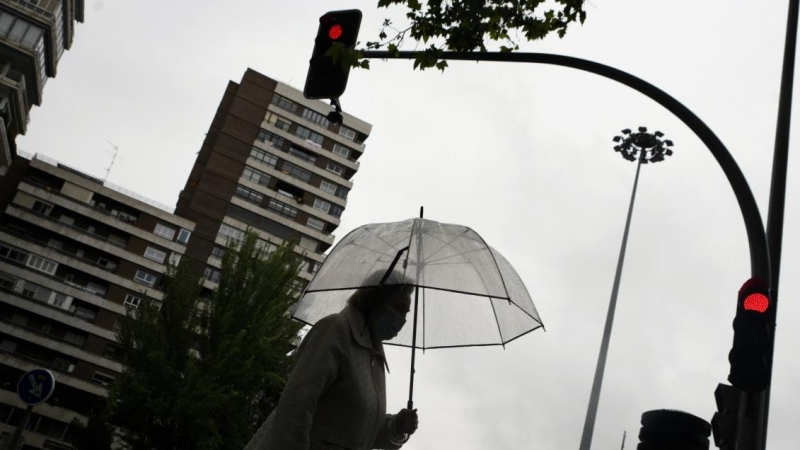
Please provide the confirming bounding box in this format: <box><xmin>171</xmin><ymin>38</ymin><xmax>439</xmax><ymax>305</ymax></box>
<box><xmin>293</xmin><ymin>218</ymin><xmax>543</xmax><ymax>349</ymax></box>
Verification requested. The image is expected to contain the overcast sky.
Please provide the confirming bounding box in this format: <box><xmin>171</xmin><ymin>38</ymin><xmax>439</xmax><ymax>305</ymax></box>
<box><xmin>16</xmin><ymin>1</ymin><xmax>800</xmax><ymax>448</ymax></box>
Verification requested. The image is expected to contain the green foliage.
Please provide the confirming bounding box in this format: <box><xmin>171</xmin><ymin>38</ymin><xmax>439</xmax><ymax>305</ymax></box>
<box><xmin>357</xmin><ymin>0</ymin><xmax>587</xmax><ymax>70</ymax></box>
<box><xmin>108</xmin><ymin>231</ymin><xmax>304</xmax><ymax>450</ymax></box>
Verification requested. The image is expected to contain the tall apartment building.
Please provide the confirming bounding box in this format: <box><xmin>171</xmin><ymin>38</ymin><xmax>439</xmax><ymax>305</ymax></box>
<box><xmin>0</xmin><ymin>0</ymin><xmax>85</xmax><ymax>167</ymax></box>
<box><xmin>176</xmin><ymin>69</ymin><xmax>372</xmax><ymax>289</ymax></box>
<box><xmin>0</xmin><ymin>152</ymin><xmax>194</xmax><ymax>450</ymax></box>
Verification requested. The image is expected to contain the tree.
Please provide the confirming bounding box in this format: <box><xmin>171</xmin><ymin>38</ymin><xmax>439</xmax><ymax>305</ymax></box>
<box><xmin>343</xmin><ymin>0</ymin><xmax>587</xmax><ymax>71</ymax></box>
<box><xmin>109</xmin><ymin>231</ymin><xmax>304</xmax><ymax>450</ymax></box>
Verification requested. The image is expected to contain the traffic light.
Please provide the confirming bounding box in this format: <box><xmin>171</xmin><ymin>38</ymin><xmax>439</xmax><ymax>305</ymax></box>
<box><xmin>304</xmin><ymin>10</ymin><xmax>362</xmax><ymax>100</ymax></box>
<box><xmin>711</xmin><ymin>383</ymin><xmax>741</xmax><ymax>450</ymax></box>
<box><xmin>728</xmin><ymin>277</ymin><xmax>771</xmax><ymax>391</ymax></box>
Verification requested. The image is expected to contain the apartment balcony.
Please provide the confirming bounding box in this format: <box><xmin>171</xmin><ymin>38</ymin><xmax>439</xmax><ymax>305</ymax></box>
<box><xmin>2</xmin><ymin>322</ymin><xmax>122</xmax><ymax>374</ymax></box>
<box><xmin>17</xmin><ymin>182</ymin><xmax>186</xmax><ymax>254</ymax></box>
<box><xmin>0</xmin><ymin>352</ymin><xmax>106</xmax><ymax>398</ymax></box>
<box><xmin>0</xmin><ymin>288</ymin><xmax>116</xmax><ymax>342</ymax></box>
<box><xmin>6</xmin><ymin>205</ymin><xmax>166</xmax><ymax>274</ymax></box>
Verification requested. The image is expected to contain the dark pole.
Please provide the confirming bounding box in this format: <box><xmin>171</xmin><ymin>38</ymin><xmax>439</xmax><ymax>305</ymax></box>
<box><xmin>361</xmin><ymin>50</ymin><xmax>770</xmax><ymax>285</ymax></box>
<box><xmin>580</xmin><ymin>154</ymin><xmax>643</xmax><ymax>449</ymax></box>
<box><xmin>580</xmin><ymin>129</ymin><xmax>673</xmax><ymax>449</ymax></box>
<box><xmin>763</xmin><ymin>0</ymin><xmax>799</xmax><ymax>445</ymax></box>
<box><xmin>407</xmin><ymin>207</ymin><xmax>424</xmax><ymax>409</ymax></box>
<box><xmin>6</xmin><ymin>405</ymin><xmax>32</xmax><ymax>450</ymax></box>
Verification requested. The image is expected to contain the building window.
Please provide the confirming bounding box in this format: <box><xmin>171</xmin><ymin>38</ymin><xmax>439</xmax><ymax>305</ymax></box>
<box><xmin>203</xmin><ymin>267</ymin><xmax>221</xmax><ymax>284</ymax></box>
<box><xmin>313</xmin><ymin>198</ymin><xmax>331</xmax><ymax>214</ymax></box>
<box><xmin>144</xmin><ymin>247</ymin><xmax>167</xmax><ymax>263</ymax></box>
<box><xmin>113</xmin><ymin>317</ymin><xmax>123</xmax><ymax>331</ymax></box>
<box><xmin>235</xmin><ymin>186</ymin><xmax>265</xmax><ymax>206</ymax></box>
<box><xmin>97</xmin><ymin>257</ymin><xmax>117</xmax><ymax>272</ymax></box>
<box><xmin>26</xmin><ymin>255</ymin><xmax>58</xmax><ymax>275</ymax></box>
<box><xmin>151</xmin><ymin>300</ymin><xmax>163</xmax><ymax>311</ymax></box>
<box><xmin>169</xmin><ymin>252</ymin><xmax>182</xmax><ymax>266</ymax></box>
<box><xmin>266</xmin><ymin>112</ymin><xmax>292</xmax><ymax>132</ymax></box>
<box><xmin>251</xmin><ymin>147</ymin><xmax>279</xmax><ymax>167</ymax></box>
<box><xmin>326</xmin><ymin>163</ymin><xmax>344</xmax><ymax>177</ymax></box>
<box><xmin>63</xmin><ymin>331</ymin><xmax>86</xmax><ymax>347</ymax></box>
<box><xmin>339</xmin><ymin>126</ymin><xmax>357</xmax><ymax>141</ymax></box>
<box><xmin>72</xmin><ymin>304</ymin><xmax>97</xmax><ymax>322</ymax></box>
<box><xmin>332</xmin><ymin>144</ymin><xmax>351</xmax><ymax>159</ymax></box>
<box><xmin>32</xmin><ymin>200</ymin><xmax>54</xmax><ymax>216</ymax></box>
<box><xmin>50</xmin><ymin>293</ymin><xmax>68</xmax><ymax>308</ymax></box>
<box><xmin>211</xmin><ymin>246</ymin><xmax>226</xmax><ymax>260</ymax></box>
<box><xmin>104</xmin><ymin>344</ymin><xmax>123</xmax><ymax>361</ymax></box>
<box><xmin>320</xmin><ymin>180</ymin><xmax>337</xmax><ymax>195</ymax></box>
<box><xmin>256</xmin><ymin>129</ymin><xmax>286</xmax><ymax>149</ymax></box>
<box><xmin>91</xmin><ymin>372</ymin><xmax>115</xmax><ymax>387</ymax></box>
<box><xmin>0</xmin><ymin>272</ymin><xmax>17</xmax><ymax>290</ymax></box>
<box><xmin>282</xmin><ymin>162</ymin><xmax>312</xmax><ymax>183</ymax></box>
<box><xmin>271</xmin><ymin>94</ymin><xmax>299</xmax><ymax>113</ymax></box>
<box><xmin>124</xmin><ymin>294</ymin><xmax>142</xmax><ymax>309</ymax></box>
<box><xmin>295</xmin><ymin>126</ymin><xmax>324</xmax><ymax>146</ymax></box>
<box><xmin>307</xmin><ymin>217</ymin><xmax>325</xmax><ymax>231</ymax></box>
<box><xmin>0</xmin><ymin>245</ymin><xmax>28</xmax><ymax>264</ymax></box>
<box><xmin>331</xmin><ymin>205</ymin><xmax>344</xmax><ymax>218</ymax></box>
<box><xmin>336</xmin><ymin>186</ymin><xmax>350</xmax><ymax>200</ymax></box>
<box><xmin>267</xmin><ymin>199</ymin><xmax>298</xmax><ymax>219</ymax></box>
<box><xmin>243</xmin><ymin>166</ymin><xmax>271</xmax><ymax>186</ymax></box>
<box><xmin>299</xmin><ymin>236</ymin><xmax>318</xmax><ymax>252</ymax></box>
<box><xmin>134</xmin><ymin>270</ymin><xmax>157</xmax><ymax>287</ymax></box>
<box><xmin>289</xmin><ymin>147</ymin><xmax>317</xmax><ymax>164</ymax></box>
<box><xmin>302</xmin><ymin>108</ymin><xmax>330</xmax><ymax>127</ymax></box>
<box><xmin>218</xmin><ymin>224</ymin><xmax>245</xmax><ymax>243</ymax></box>
<box><xmin>177</xmin><ymin>229</ymin><xmax>191</xmax><ymax>245</ymax></box>
<box><xmin>154</xmin><ymin>224</ymin><xmax>176</xmax><ymax>240</ymax></box>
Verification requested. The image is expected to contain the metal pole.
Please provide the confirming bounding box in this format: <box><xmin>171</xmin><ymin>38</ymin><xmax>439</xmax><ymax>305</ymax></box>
<box><xmin>360</xmin><ymin>50</ymin><xmax>770</xmax><ymax>284</ymax></box>
<box><xmin>408</xmin><ymin>208</ymin><xmax>424</xmax><ymax>409</ymax></box>
<box><xmin>6</xmin><ymin>405</ymin><xmax>32</xmax><ymax>450</ymax></box>
<box><xmin>579</xmin><ymin>155</ymin><xmax>644</xmax><ymax>450</ymax></box>
<box><xmin>763</xmin><ymin>0</ymin><xmax>799</xmax><ymax>446</ymax></box>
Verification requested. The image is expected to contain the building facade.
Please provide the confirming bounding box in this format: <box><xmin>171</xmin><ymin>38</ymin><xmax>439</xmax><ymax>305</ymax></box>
<box><xmin>0</xmin><ymin>0</ymin><xmax>85</xmax><ymax>167</ymax></box>
<box><xmin>176</xmin><ymin>69</ymin><xmax>372</xmax><ymax>290</ymax></box>
<box><xmin>0</xmin><ymin>152</ymin><xmax>194</xmax><ymax>449</ymax></box>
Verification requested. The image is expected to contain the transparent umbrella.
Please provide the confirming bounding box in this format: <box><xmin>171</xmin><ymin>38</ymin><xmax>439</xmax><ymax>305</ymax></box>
<box><xmin>293</xmin><ymin>214</ymin><xmax>544</xmax><ymax>408</ymax></box>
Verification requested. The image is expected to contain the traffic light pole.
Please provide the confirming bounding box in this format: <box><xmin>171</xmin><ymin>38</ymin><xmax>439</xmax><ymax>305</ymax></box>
<box><xmin>361</xmin><ymin>50</ymin><xmax>771</xmax><ymax>285</ymax></box>
<box><xmin>763</xmin><ymin>0</ymin><xmax>799</xmax><ymax>446</ymax></box>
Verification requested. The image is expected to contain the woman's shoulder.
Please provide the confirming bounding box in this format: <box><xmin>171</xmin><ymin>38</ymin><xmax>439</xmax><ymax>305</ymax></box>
<box><xmin>310</xmin><ymin>311</ymin><xmax>350</xmax><ymax>336</ymax></box>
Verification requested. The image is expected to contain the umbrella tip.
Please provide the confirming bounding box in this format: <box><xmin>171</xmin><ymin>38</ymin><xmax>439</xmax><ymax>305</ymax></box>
<box><xmin>419</xmin><ymin>206</ymin><xmax>424</xmax><ymax>219</ymax></box>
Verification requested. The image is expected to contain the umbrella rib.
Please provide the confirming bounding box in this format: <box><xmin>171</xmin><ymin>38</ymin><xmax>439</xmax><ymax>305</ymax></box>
<box><xmin>305</xmin><ymin>284</ymin><xmax>511</xmax><ymax>299</ymax></box>
<box><xmin>415</xmin><ymin>226</ymin><xmax>473</xmax><ymax>264</ymax></box>
<box><xmin>488</xmin><ymin>296</ymin><xmax>507</xmax><ymax>349</ymax></box>
<box><xmin>472</xmin><ymin>231</ymin><xmax>512</xmax><ymax>302</ymax></box>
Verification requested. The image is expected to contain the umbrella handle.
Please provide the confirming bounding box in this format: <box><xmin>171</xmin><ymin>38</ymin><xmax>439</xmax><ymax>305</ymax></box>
<box><xmin>407</xmin><ymin>285</ymin><xmax>421</xmax><ymax>410</ymax></box>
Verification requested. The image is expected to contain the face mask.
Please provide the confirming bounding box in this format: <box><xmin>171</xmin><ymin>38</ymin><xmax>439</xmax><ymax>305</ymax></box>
<box><xmin>370</xmin><ymin>306</ymin><xmax>406</xmax><ymax>342</ymax></box>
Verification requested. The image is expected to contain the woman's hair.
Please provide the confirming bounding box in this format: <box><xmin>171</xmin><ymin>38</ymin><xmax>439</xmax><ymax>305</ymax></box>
<box><xmin>347</xmin><ymin>269</ymin><xmax>414</xmax><ymax>311</ymax></box>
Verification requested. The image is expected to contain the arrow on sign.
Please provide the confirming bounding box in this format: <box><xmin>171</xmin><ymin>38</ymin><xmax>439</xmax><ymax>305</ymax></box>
<box><xmin>28</xmin><ymin>375</ymin><xmax>42</xmax><ymax>398</ymax></box>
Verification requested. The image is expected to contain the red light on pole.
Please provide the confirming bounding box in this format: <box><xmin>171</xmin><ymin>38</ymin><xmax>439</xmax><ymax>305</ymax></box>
<box><xmin>329</xmin><ymin>24</ymin><xmax>343</xmax><ymax>40</ymax></box>
<box><xmin>743</xmin><ymin>293</ymin><xmax>769</xmax><ymax>313</ymax></box>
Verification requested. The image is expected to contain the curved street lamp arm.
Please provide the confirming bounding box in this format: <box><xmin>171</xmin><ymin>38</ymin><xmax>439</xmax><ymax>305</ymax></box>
<box><xmin>361</xmin><ymin>50</ymin><xmax>770</xmax><ymax>283</ymax></box>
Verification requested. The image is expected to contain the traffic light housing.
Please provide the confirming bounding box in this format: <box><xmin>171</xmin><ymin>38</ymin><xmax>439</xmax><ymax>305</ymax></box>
<box><xmin>728</xmin><ymin>277</ymin><xmax>771</xmax><ymax>391</ymax></box>
<box><xmin>711</xmin><ymin>383</ymin><xmax>741</xmax><ymax>449</ymax></box>
<box><xmin>304</xmin><ymin>10</ymin><xmax>362</xmax><ymax>100</ymax></box>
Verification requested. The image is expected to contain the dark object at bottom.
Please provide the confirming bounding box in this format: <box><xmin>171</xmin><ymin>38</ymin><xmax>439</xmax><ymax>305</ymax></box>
<box><xmin>638</xmin><ymin>409</ymin><xmax>711</xmax><ymax>450</ymax></box>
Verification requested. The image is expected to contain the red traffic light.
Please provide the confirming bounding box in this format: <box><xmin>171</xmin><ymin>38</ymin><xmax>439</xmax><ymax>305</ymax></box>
<box><xmin>743</xmin><ymin>293</ymin><xmax>769</xmax><ymax>313</ymax></box>
<box><xmin>328</xmin><ymin>24</ymin><xmax>343</xmax><ymax>40</ymax></box>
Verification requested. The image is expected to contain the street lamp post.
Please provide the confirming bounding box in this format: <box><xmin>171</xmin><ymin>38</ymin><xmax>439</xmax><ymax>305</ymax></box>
<box><xmin>579</xmin><ymin>128</ymin><xmax>674</xmax><ymax>450</ymax></box>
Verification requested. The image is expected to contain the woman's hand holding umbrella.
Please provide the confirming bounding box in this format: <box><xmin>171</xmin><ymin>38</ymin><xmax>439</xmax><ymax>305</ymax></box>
<box><xmin>395</xmin><ymin>408</ymin><xmax>419</xmax><ymax>435</ymax></box>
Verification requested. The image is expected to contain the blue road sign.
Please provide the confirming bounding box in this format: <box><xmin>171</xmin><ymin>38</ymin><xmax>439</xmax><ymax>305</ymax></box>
<box><xmin>17</xmin><ymin>368</ymin><xmax>56</xmax><ymax>406</ymax></box>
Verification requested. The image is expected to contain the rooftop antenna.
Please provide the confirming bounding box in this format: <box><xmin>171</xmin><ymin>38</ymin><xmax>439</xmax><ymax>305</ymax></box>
<box><xmin>620</xmin><ymin>430</ymin><xmax>626</xmax><ymax>449</ymax></box>
<box><xmin>103</xmin><ymin>141</ymin><xmax>123</xmax><ymax>182</ymax></box>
